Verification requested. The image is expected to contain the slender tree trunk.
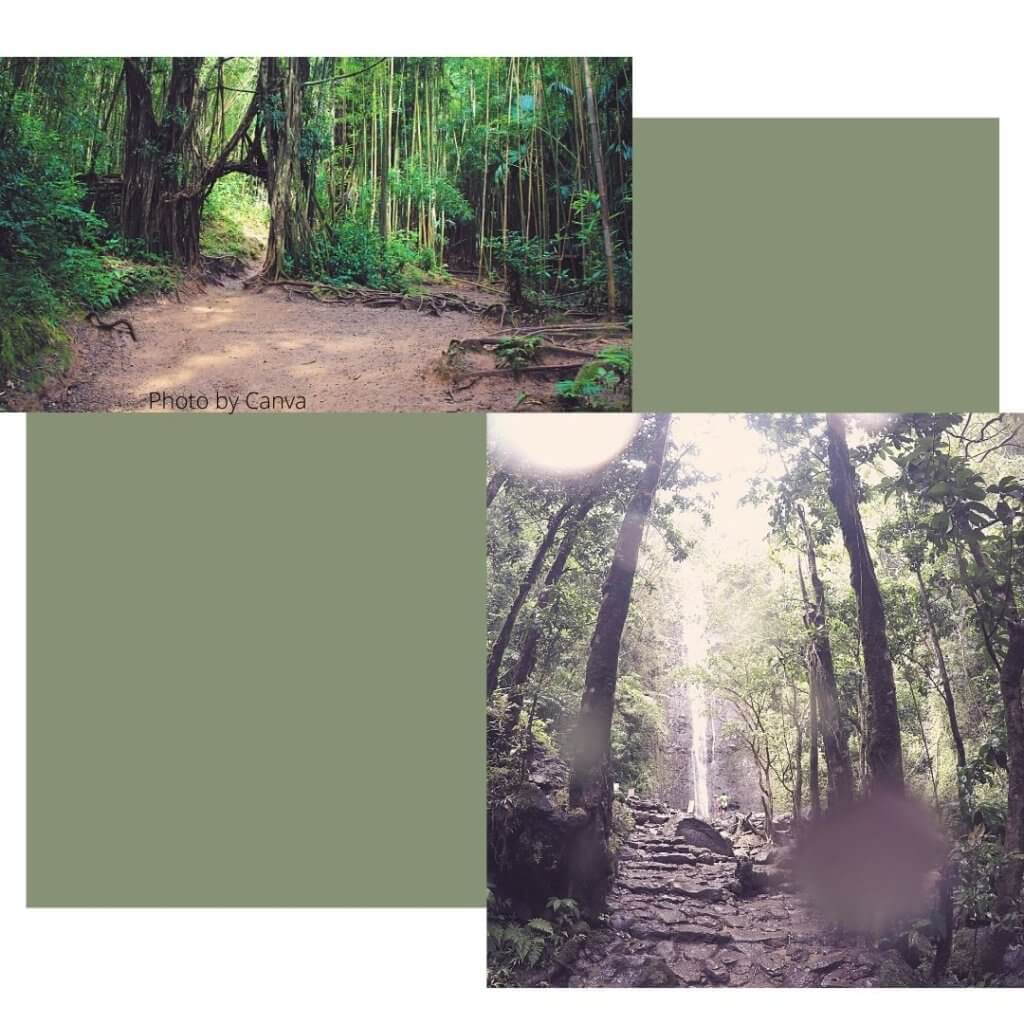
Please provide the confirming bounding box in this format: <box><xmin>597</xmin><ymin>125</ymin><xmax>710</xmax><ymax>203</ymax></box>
<box><xmin>790</xmin><ymin>676</ymin><xmax>804</xmax><ymax>824</ymax></box>
<box><xmin>797</xmin><ymin>505</ymin><xmax>855</xmax><ymax>805</ymax></box>
<box><xmin>567</xmin><ymin>414</ymin><xmax>671</xmax><ymax>911</ymax></box>
<box><xmin>826</xmin><ymin>414</ymin><xmax>904</xmax><ymax>794</ymax></box>
<box><xmin>798</xmin><ymin>557</ymin><xmax>821</xmax><ymax>817</ymax></box>
<box><xmin>808</xmin><ymin>662</ymin><xmax>821</xmax><ymax>818</ymax></box>
<box><xmin>978</xmin><ymin>621</ymin><xmax>1024</xmax><ymax>974</ymax></box>
<box><xmin>485</xmin><ymin>500</ymin><xmax>574</xmax><ymax>696</ymax></box>
<box><xmin>477</xmin><ymin>61</ymin><xmax>491</xmax><ymax>278</ymax></box>
<box><xmin>913</xmin><ymin>565</ymin><xmax>967</xmax><ymax>771</ymax></box>
<box><xmin>486</xmin><ymin>470</ymin><xmax>509</xmax><ymax>508</ymax></box>
<box><xmin>581</xmin><ymin>57</ymin><xmax>617</xmax><ymax>315</ymax></box>
<box><xmin>502</xmin><ymin>494</ymin><xmax>597</xmax><ymax>741</ymax></box>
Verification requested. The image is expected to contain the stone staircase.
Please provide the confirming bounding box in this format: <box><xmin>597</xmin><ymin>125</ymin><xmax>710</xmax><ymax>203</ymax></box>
<box><xmin>563</xmin><ymin>796</ymin><xmax>913</xmax><ymax>987</ymax></box>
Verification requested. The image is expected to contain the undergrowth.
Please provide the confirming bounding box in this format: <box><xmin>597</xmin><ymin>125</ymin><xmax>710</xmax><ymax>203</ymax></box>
<box><xmin>555</xmin><ymin>345</ymin><xmax>632</xmax><ymax>410</ymax></box>
<box><xmin>0</xmin><ymin>103</ymin><xmax>179</xmax><ymax>384</ymax></box>
<box><xmin>200</xmin><ymin>173</ymin><xmax>269</xmax><ymax>260</ymax></box>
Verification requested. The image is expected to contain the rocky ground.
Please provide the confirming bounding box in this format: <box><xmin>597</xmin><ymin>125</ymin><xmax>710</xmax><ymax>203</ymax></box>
<box><xmin>560</xmin><ymin>797</ymin><xmax>926</xmax><ymax>987</ymax></box>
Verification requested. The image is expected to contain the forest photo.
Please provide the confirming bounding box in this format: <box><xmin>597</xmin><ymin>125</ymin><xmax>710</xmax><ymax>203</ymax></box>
<box><xmin>486</xmin><ymin>413</ymin><xmax>1024</xmax><ymax>987</ymax></box>
<box><xmin>0</xmin><ymin>57</ymin><xmax>631</xmax><ymax>412</ymax></box>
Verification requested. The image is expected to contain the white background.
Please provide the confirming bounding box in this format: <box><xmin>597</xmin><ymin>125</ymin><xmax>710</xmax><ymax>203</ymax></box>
<box><xmin>2</xmin><ymin>3</ymin><xmax>1021</xmax><ymax>1019</ymax></box>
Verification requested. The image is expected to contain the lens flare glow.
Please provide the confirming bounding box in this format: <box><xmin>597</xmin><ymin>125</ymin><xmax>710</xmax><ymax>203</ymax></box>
<box><xmin>488</xmin><ymin>413</ymin><xmax>642</xmax><ymax>477</ymax></box>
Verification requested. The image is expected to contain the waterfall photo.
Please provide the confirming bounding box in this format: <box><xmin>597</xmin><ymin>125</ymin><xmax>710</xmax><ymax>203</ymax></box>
<box><xmin>486</xmin><ymin>412</ymin><xmax>1024</xmax><ymax>987</ymax></box>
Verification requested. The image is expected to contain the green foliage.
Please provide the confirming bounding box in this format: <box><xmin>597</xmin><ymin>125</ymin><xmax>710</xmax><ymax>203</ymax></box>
<box><xmin>487</xmin><ymin>231</ymin><xmax>553</xmax><ymax>304</ymax></box>
<box><xmin>305</xmin><ymin>190</ymin><xmax>438</xmax><ymax>291</ymax></box>
<box><xmin>952</xmin><ymin>823</ymin><xmax>1016</xmax><ymax>936</ymax></box>
<box><xmin>611</xmin><ymin>674</ymin><xmax>665</xmax><ymax>792</ymax></box>
<box><xmin>555</xmin><ymin>345</ymin><xmax>632</xmax><ymax>410</ymax></box>
<box><xmin>486</xmin><ymin>894</ymin><xmax>584</xmax><ymax>986</ymax></box>
<box><xmin>494</xmin><ymin>335</ymin><xmax>542</xmax><ymax>371</ymax></box>
<box><xmin>200</xmin><ymin>174</ymin><xmax>269</xmax><ymax>260</ymax></box>
<box><xmin>486</xmin><ymin>920</ymin><xmax>548</xmax><ymax>979</ymax></box>
<box><xmin>0</xmin><ymin>103</ymin><xmax>178</xmax><ymax>379</ymax></box>
<box><xmin>388</xmin><ymin>162</ymin><xmax>473</xmax><ymax>225</ymax></box>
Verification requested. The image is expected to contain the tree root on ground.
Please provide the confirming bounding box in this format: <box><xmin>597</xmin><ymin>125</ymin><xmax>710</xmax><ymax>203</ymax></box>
<box><xmin>446</xmin><ymin>362</ymin><xmax>588</xmax><ymax>388</ymax></box>
<box><xmin>85</xmin><ymin>311</ymin><xmax>139</xmax><ymax>370</ymax></box>
<box><xmin>451</xmin><ymin>337</ymin><xmax>598</xmax><ymax>361</ymax></box>
<box><xmin>438</xmin><ymin>322</ymin><xmax>631</xmax><ymax>393</ymax></box>
<box><xmin>86</xmin><ymin>311</ymin><xmax>138</xmax><ymax>344</ymax></box>
<box><xmin>200</xmin><ymin>253</ymin><xmax>248</xmax><ymax>277</ymax></box>
<box><xmin>248</xmin><ymin>277</ymin><xmax>509</xmax><ymax>321</ymax></box>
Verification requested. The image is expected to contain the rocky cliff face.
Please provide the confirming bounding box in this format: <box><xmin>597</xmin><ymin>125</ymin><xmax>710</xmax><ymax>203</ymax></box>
<box><xmin>654</xmin><ymin>681</ymin><xmax>763</xmax><ymax>816</ymax></box>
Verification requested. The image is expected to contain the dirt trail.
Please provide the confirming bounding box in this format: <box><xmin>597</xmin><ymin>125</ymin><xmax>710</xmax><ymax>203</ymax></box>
<box><xmin>47</xmin><ymin>272</ymin><xmax>551</xmax><ymax>413</ymax></box>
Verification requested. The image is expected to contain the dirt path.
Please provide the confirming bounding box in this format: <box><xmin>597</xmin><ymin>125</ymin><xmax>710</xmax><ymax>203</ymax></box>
<box><xmin>46</xmin><ymin>273</ymin><xmax>563</xmax><ymax>413</ymax></box>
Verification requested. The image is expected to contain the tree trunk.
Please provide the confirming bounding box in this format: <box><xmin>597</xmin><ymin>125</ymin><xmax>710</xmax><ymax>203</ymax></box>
<box><xmin>797</xmin><ymin>505</ymin><xmax>855</xmax><ymax>805</ymax></box>
<box><xmin>486</xmin><ymin>499</ymin><xmax>574</xmax><ymax>696</ymax></box>
<box><xmin>567</xmin><ymin>414</ymin><xmax>671</xmax><ymax>911</ymax></box>
<box><xmin>486</xmin><ymin>470</ymin><xmax>509</xmax><ymax>508</ymax></box>
<box><xmin>808</xmin><ymin>662</ymin><xmax>821</xmax><ymax>818</ymax></box>
<box><xmin>913</xmin><ymin>565</ymin><xmax>967</xmax><ymax>771</ymax></box>
<box><xmin>261</xmin><ymin>57</ymin><xmax>313</xmax><ymax>280</ymax></box>
<box><xmin>502</xmin><ymin>494</ymin><xmax>597</xmax><ymax>741</ymax></box>
<box><xmin>581</xmin><ymin>57</ymin><xmax>617</xmax><ymax>315</ymax></box>
<box><xmin>120</xmin><ymin>58</ymin><xmax>261</xmax><ymax>266</ymax></box>
<box><xmin>790</xmin><ymin>675</ymin><xmax>804</xmax><ymax>824</ymax></box>
<box><xmin>120</xmin><ymin>58</ymin><xmax>206</xmax><ymax>264</ymax></box>
<box><xmin>978</xmin><ymin>621</ymin><xmax>1024</xmax><ymax>974</ymax></box>
<box><xmin>826</xmin><ymin>414</ymin><xmax>904</xmax><ymax>794</ymax></box>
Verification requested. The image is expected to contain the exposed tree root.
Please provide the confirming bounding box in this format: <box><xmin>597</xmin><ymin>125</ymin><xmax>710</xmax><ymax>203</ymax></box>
<box><xmin>449</xmin><ymin>362</ymin><xmax>587</xmax><ymax>386</ymax></box>
<box><xmin>85</xmin><ymin>311</ymin><xmax>139</xmax><ymax>370</ymax></box>
<box><xmin>246</xmin><ymin>276</ymin><xmax>510</xmax><ymax>321</ymax></box>
<box><xmin>450</xmin><ymin>337</ymin><xmax>597</xmax><ymax>361</ymax></box>
<box><xmin>86</xmin><ymin>311</ymin><xmax>138</xmax><ymax>344</ymax></box>
<box><xmin>438</xmin><ymin>320</ymin><xmax>631</xmax><ymax>398</ymax></box>
<box><xmin>498</xmin><ymin>321</ymin><xmax>630</xmax><ymax>337</ymax></box>
<box><xmin>200</xmin><ymin>253</ymin><xmax>248</xmax><ymax>278</ymax></box>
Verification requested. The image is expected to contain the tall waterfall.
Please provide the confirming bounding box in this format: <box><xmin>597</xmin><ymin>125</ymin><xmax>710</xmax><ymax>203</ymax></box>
<box><xmin>688</xmin><ymin>682</ymin><xmax>711</xmax><ymax>818</ymax></box>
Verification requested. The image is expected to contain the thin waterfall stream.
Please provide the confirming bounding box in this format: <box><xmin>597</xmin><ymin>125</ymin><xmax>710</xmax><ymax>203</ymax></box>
<box><xmin>688</xmin><ymin>681</ymin><xmax>711</xmax><ymax>818</ymax></box>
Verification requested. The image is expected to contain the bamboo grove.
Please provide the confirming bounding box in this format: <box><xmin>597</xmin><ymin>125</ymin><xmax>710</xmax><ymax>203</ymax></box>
<box><xmin>0</xmin><ymin>57</ymin><xmax>631</xmax><ymax>376</ymax></box>
<box><xmin>487</xmin><ymin>413</ymin><xmax>1024</xmax><ymax>983</ymax></box>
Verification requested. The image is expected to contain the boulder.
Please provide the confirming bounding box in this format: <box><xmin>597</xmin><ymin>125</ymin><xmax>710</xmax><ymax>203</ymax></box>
<box><xmin>526</xmin><ymin>748</ymin><xmax>569</xmax><ymax>792</ymax></box>
<box><xmin>674</xmin><ymin>816</ymin><xmax>734</xmax><ymax>857</ymax></box>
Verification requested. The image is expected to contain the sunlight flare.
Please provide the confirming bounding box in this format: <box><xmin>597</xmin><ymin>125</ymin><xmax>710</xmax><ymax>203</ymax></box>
<box><xmin>488</xmin><ymin>413</ymin><xmax>642</xmax><ymax>477</ymax></box>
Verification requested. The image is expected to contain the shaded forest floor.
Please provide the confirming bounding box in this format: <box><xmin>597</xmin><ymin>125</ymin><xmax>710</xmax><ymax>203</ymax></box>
<box><xmin>555</xmin><ymin>797</ymin><xmax>1024</xmax><ymax>988</ymax></box>
<box><xmin>11</xmin><ymin>269</ymin><xmax>620</xmax><ymax>413</ymax></box>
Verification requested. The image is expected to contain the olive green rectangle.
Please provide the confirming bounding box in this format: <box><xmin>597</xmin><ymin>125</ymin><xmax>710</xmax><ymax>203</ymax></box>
<box><xmin>27</xmin><ymin>414</ymin><xmax>485</xmax><ymax>906</ymax></box>
<box><xmin>635</xmin><ymin>118</ymin><xmax>998</xmax><ymax>410</ymax></box>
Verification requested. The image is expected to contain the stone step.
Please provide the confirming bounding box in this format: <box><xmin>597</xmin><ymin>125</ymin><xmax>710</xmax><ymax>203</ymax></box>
<box><xmin>626</xmin><ymin>798</ymin><xmax>667</xmax><ymax>812</ymax></box>
<box><xmin>642</xmin><ymin>852</ymin><xmax>699</xmax><ymax>866</ymax></box>
<box><xmin>633</xmin><ymin>813</ymin><xmax>672</xmax><ymax>825</ymax></box>
<box><xmin>613</xmin><ymin>916</ymin><xmax>733</xmax><ymax>945</ymax></box>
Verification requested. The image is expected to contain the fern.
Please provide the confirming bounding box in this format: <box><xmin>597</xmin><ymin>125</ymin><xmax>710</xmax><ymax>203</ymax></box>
<box><xmin>495</xmin><ymin>335</ymin><xmax>542</xmax><ymax>371</ymax></box>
